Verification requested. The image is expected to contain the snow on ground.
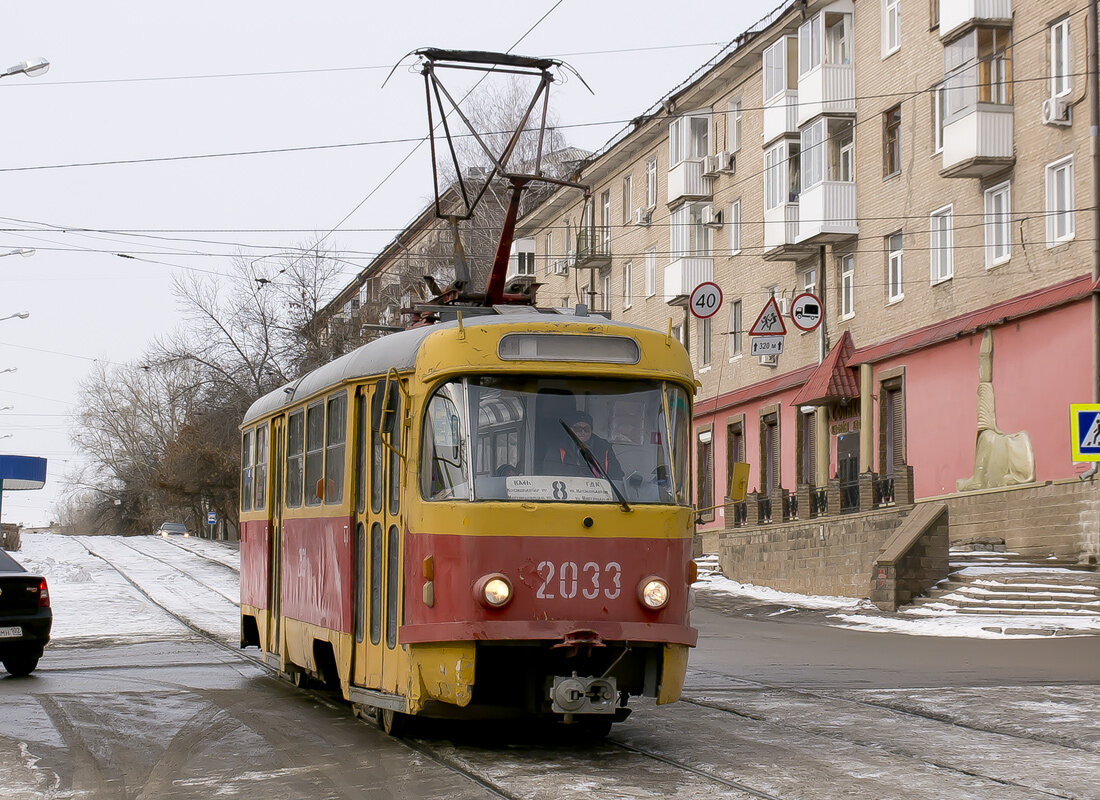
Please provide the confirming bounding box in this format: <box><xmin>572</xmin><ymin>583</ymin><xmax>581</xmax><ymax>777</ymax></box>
<box><xmin>16</xmin><ymin>533</ymin><xmax>190</xmax><ymax>643</ymax></box>
<box><xmin>693</xmin><ymin>554</ymin><xmax>1100</xmax><ymax>639</ymax></box>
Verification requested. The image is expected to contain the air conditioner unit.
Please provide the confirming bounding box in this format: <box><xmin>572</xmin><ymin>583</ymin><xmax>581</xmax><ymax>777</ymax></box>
<box><xmin>551</xmin><ymin>259</ymin><xmax>569</xmax><ymax>276</ymax></box>
<box><xmin>701</xmin><ymin>205</ymin><xmax>723</xmax><ymax>228</ymax></box>
<box><xmin>633</xmin><ymin>207</ymin><xmax>652</xmax><ymax>227</ymax></box>
<box><xmin>1042</xmin><ymin>96</ymin><xmax>1072</xmax><ymax>126</ymax></box>
<box><xmin>759</xmin><ymin>354</ymin><xmax>779</xmax><ymax>367</ymax></box>
<box><xmin>701</xmin><ymin>154</ymin><xmax>720</xmax><ymax>178</ymax></box>
<box><xmin>566</xmin><ymin>250</ymin><xmax>577</xmax><ymax>267</ymax></box>
<box><xmin>715</xmin><ymin>151</ymin><xmax>734</xmax><ymax>173</ymax></box>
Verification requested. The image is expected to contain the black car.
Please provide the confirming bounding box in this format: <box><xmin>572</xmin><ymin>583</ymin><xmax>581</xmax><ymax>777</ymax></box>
<box><xmin>0</xmin><ymin>549</ymin><xmax>51</xmax><ymax>676</ymax></box>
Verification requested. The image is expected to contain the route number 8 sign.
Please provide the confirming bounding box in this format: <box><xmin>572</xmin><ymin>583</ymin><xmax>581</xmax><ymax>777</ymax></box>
<box><xmin>689</xmin><ymin>281</ymin><xmax>723</xmax><ymax>319</ymax></box>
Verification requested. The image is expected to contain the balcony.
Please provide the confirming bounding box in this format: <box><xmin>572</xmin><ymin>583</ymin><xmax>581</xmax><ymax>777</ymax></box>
<box><xmin>797</xmin><ymin>181</ymin><xmax>857</xmax><ymax>244</ymax></box>
<box><xmin>664</xmin><ymin>256</ymin><xmax>713</xmax><ymax>300</ymax></box>
<box><xmin>667</xmin><ymin>159</ymin><xmax>714</xmax><ymax>205</ymax></box>
<box><xmin>763</xmin><ymin>90</ymin><xmax>799</xmax><ymax>146</ymax></box>
<box><xmin>797</xmin><ymin>64</ymin><xmax>855</xmax><ymax>126</ymax></box>
<box><xmin>941</xmin><ymin>104</ymin><xmax>1014</xmax><ymax>178</ymax></box>
<box><xmin>763</xmin><ymin>202</ymin><xmax>813</xmax><ymax>261</ymax></box>
<box><xmin>573</xmin><ymin>226</ymin><xmax>611</xmax><ymax>271</ymax></box>
<box><xmin>939</xmin><ymin>0</ymin><xmax>1011</xmax><ymax>41</ymax></box>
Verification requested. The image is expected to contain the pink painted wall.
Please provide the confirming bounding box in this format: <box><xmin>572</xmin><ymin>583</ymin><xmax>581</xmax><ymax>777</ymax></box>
<box><xmin>892</xmin><ymin>301</ymin><xmax>1092</xmax><ymax>497</ymax></box>
<box><xmin>694</xmin><ymin>299</ymin><xmax>1093</xmax><ymax>529</ymax></box>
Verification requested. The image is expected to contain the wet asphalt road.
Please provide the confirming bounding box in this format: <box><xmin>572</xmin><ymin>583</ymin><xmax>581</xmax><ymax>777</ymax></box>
<box><xmin>1</xmin><ymin>603</ymin><xmax>1098</xmax><ymax>799</ymax></box>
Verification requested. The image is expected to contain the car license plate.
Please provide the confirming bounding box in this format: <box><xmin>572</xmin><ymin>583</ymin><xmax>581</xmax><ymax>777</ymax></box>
<box><xmin>0</xmin><ymin>626</ymin><xmax>23</xmax><ymax>638</ymax></box>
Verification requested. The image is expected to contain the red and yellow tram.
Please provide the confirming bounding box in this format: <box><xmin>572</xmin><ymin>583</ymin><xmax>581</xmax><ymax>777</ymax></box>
<box><xmin>239</xmin><ymin>309</ymin><xmax>698</xmax><ymax>734</ymax></box>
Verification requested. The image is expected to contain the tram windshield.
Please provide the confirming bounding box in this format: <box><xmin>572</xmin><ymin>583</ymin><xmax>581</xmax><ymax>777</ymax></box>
<box><xmin>420</xmin><ymin>376</ymin><xmax>691</xmax><ymax>505</ymax></box>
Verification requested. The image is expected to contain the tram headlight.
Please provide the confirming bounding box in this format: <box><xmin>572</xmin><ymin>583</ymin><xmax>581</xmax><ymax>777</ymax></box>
<box><xmin>638</xmin><ymin>576</ymin><xmax>670</xmax><ymax>610</ymax></box>
<box><xmin>474</xmin><ymin>573</ymin><xmax>513</xmax><ymax>609</ymax></box>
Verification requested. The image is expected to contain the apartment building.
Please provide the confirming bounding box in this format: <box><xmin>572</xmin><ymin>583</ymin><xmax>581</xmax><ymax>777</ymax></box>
<box><xmin>516</xmin><ymin>0</ymin><xmax>1097</xmax><ymax>562</ymax></box>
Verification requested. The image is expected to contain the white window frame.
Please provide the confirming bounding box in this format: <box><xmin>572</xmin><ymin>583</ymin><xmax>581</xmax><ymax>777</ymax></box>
<box><xmin>601</xmin><ymin>272</ymin><xmax>611</xmax><ymax>312</ymax></box>
<box><xmin>728</xmin><ymin>299</ymin><xmax>742</xmax><ymax>359</ymax></box>
<box><xmin>930</xmin><ymin>205</ymin><xmax>954</xmax><ymax>284</ymax></box>
<box><xmin>728</xmin><ymin>199</ymin><xmax>742</xmax><ymax>255</ymax></box>
<box><xmin>645</xmin><ymin>246</ymin><xmax>657</xmax><ymax>297</ymax></box>
<box><xmin>699</xmin><ymin>316</ymin><xmax>712</xmax><ymax>367</ymax></box>
<box><xmin>668</xmin><ymin>111</ymin><xmax>711</xmax><ymax>167</ymax></box>
<box><xmin>799</xmin><ymin>13</ymin><xmax>823</xmax><ymax>77</ymax></box>
<box><xmin>544</xmin><ymin>230</ymin><xmax>553</xmax><ymax>273</ymax></box>
<box><xmin>763</xmin><ymin>38</ymin><xmax>792</xmax><ymax>102</ymax></box>
<box><xmin>840</xmin><ymin>254</ymin><xmax>854</xmax><ymax>319</ymax></box>
<box><xmin>801</xmin><ymin>119</ymin><xmax>825</xmax><ymax>190</ymax></box>
<box><xmin>882</xmin><ymin>0</ymin><xmax>901</xmax><ymax>57</ymax></box>
<box><xmin>1046</xmin><ymin>156</ymin><xmax>1075</xmax><ymax>245</ymax></box>
<box><xmin>622</xmin><ymin>261</ymin><xmax>633</xmax><ymax>309</ymax></box>
<box><xmin>984</xmin><ymin>181</ymin><xmax>1011</xmax><ymax>268</ymax></box>
<box><xmin>621</xmin><ymin>174</ymin><xmax>633</xmax><ymax>225</ymax></box>
<box><xmin>727</xmin><ymin>98</ymin><xmax>742</xmax><ymax>152</ymax></box>
<box><xmin>803</xmin><ymin>267</ymin><xmax>817</xmax><ymax>296</ymax></box>
<box><xmin>932</xmin><ymin>84</ymin><xmax>945</xmax><ymax>154</ymax></box>
<box><xmin>1051</xmin><ymin>17</ymin><xmax>1072</xmax><ymax>98</ymax></box>
<box><xmin>670</xmin><ymin>203</ymin><xmax>713</xmax><ymax>258</ymax></box>
<box><xmin>887</xmin><ymin>232</ymin><xmax>904</xmax><ymax>302</ymax></box>
<box><xmin>645</xmin><ymin>157</ymin><xmax>658</xmax><ymax>208</ymax></box>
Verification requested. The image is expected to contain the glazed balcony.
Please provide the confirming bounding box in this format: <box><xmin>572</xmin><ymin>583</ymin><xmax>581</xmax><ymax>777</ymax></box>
<box><xmin>939</xmin><ymin>0</ymin><xmax>1011</xmax><ymax>41</ymax></box>
<box><xmin>667</xmin><ymin>159</ymin><xmax>714</xmax><ymax>205</ymax></box>
<box><xmin>763</xmin><ymin>202</ymin><xmax>813</xmax><ymax>261</ymax></box>
<box><xmin>797</xmin><ymin>181</ymin><xmax>857</xmax><ymax>244</ymax></box>
<box><xmin>763</xmin><ymin>90</ymin><xmax>799</xmax><ymax>146</ymax></box>
<box><xmin>941</xmin><ymin>104</ymin><xmax>1014</xmax><ymax>178</ymax></box>
<box><xmin>664</xmin><ymin>256</ymin><xmax>713</xmax><ymax>300</ymax></box>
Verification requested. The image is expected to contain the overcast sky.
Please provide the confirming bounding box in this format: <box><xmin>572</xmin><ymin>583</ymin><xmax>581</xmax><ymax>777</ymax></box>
<box><xmin>0</xmin><ymin>1</ymin><xmax>765</xmax><ymax>526</ymax></box>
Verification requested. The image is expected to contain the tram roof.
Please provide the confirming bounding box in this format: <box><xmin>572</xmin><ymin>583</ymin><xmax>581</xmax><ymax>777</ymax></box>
<box><xmin>241</xmin><ymin>308</ymin><xmax>666</xmax><ymax>426</ymax></box>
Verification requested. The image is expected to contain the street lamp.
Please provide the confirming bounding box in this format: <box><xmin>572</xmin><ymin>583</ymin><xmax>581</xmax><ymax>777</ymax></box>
<box><xmin>0</xmin><ymin>312</ymin><xmax>29</xmax><ymax>322</ymax></box>
<box><xmin>1</xmin><ymin>59</ymin><xmax>49</xmax><ymax>79</ymax></box>
<box><xmin>0</xmin><ymin>248</ymin><xmax>34</xmax><ymax>258</ymax></box>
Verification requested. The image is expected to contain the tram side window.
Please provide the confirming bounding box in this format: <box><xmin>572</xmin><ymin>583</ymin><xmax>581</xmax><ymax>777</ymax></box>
<box><xmin>286</xmin><ymin>410</ymin><xmax>304</xmax><ymax>508</ymax></box>
<box><xmin>240</xmin><ymin>429</ymin><xmax>253</xmax><ymax>512</ymax></box>
<box><xmin>253</xmin><ymin>424</ymin><xmax>268</xmax><ymax>510</ymax></box>
<box><xmin>305</xmin><ymin>401</ymin><xmax>325</xmax><ymax>506</ymax></box>
<box><xmin>370</xmin><ymin>392</ymin><xmax>383</xmax><ymax>514</ymax></box>
<box><xmin>387</xmin><ymin>392</ymin><xmax>401</xmax><ymax>514</ymax></box>
<box><xmin>325</xmin><ymin>393</ymin><xmax>346</xmax><ymax>505</ymax></box>
<box><xmin>667</xmin><ymin>385</ymin><xmax>692</xmax><ymax>503</ymax></box>
<box><xmin>356</xmin><ymin>393</ymin><xmax>367</xmax><ymax>515</ymax></box>
<box><xmin>421</xmin><ymin>383</ymin><xmax>467</xmax><ymax>500</ymax></box>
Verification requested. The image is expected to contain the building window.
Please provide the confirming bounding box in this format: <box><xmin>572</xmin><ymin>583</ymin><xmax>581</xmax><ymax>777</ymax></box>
<box><xmin>697</xmin><ymin>430</ymin><xmax>714</xmax><ymax>522</ymax></box>
<box><xmin>984</xmin><ymin>182</ymin><xmax>1011</xmax><ymax>267</ymax></box>
<box><xmin>1046</xmin><ymin>156</ymin><xmax>1075</xmax><ymax>244</ymax></box>
<box><xmin>700</xmin><ymin>316</ymin><xmax>712</xmax><ymax>367</ymax></box>
<box><xmin>670</xmin><ymin>203</ymin><xmax>713</xmax><ymax>257</ymax></box>
<box><xmin>840</xmin><ymin>254</ymin><xmax>854</xmax><ymax>319</ymax></box>
<box><xmin>765</xmin><ymin>140</ymin><xmax>801</xmax><ymax>210</ymax></box>
<box><xmin>977</xmin><ymin>29</ymin><xmax>1012</xmax><ymax>104</ymax></box>
<box><xmin>727</xmin><ymin>98</ymin><xmax>742</xmax><ymax>152</ymax></box>
<box><xmin>883</xmin><ymin>0</ymin><xmax>901</xmax><ymax>56</ymax></box>
<box><xmin>1051</xmin><ymin>18</ymin><xmax>1071</xmax><ymax>98</ymax></box>
<box><xmin>883</xmin><ymin>105</ymin><xmax>901</xmax><ymax>177</ymax></box>
<box><xmin>760</xmin><ymin>411</ymin><xmax>780</xmax><ymax>498</ymax></box>
<box><xmin>802</xmin><ymin>117</ymin><xmax>854</xmax><ymax>189</ymax></box>
<box><xmin>728</xmin><ymin>199</ymin><xmax>741</xmax><ymax>255</ymax></box>
<box><xmin>645</xmin><ymin>246</ymin><xmax>657</xmax><ymax>297</ymax></box>
<box><xmin>930</xmin><ymin>205</ymin><xmax>953</xmax><ymax>284</ymax></box>
<box><xmin>929</xmin><ymin>0</ymin><xmax>938</xmax><ymax>29</ymax></box>
<box><xmin>798</xmin><ymin>409</ymin><xmax>817</xmax><ymax>488</ymax></box>
<box><xmin>763</xmin><ymin>37</ymin><xmax>797</xmax><ymax>102</ymax></box>
<box><xmin>669</xmin><ymin>112</ymin><xmax>710</xmax><ymax>166</ymax></box>
<box><xmin>601</xmin><ymin>272</ymin><xmax>611</xmax><ymax>312</ymax></box>
<box><xmin>544</xmin><ymin>230</ymin><xmax>553</xmax><ymax>273</ymax></box>
<box><xmin>621</xmin><ymin>174</ymin><xmax>633</xmax><ymax>225</ymax></box>
<box><xmin>600</xmin><ymin>189</ymin><xmax>611</xmax><ymax>253</ymax></box>
<box><xmin>944</xmin><ymin>28</ymin><xmax>1012</xmax><ymax>119</ymax></box>
<box><xmin>646</xmin><ymin>157</ymin><xmax>657</xmax><ymax>208</ymax></box>
<box><xmin>799</xmin><ymin>13</ymin><xmax>822</xmax><ymax>76</ymax></box>
<box><xmin>886</xmin><ymin>231</ymin><xmax>904</xmax><ymax>302</ymax></box>
<box><xmin>726</xmin><ymin>420</ymin><xmax>745</xmax><ymax>495</ymax></box>
<box><xmin>622</xmin><ymin>261</ymin><xmax>633</xmax><ymax>309</ymax></box>
<box><xmin>931</xmin><ymin>84</ymin><xmax>945</xmax><ymax>154</ymax></box>
<box><xmin>803</xmin><ymin>267</ymin><xmax>817</xmax><ymax>296</ymax></box>
<box><xmin>729</xmin><ymin>299</ymin><xmax>742</xmax><ymax>357</ymax></box>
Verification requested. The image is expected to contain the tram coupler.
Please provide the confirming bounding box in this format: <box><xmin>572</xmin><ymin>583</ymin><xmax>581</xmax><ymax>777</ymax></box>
<box><xmin>549</xmin><ymin>672</ymin><xmax>617</xmax><ymax>715</ymax></box>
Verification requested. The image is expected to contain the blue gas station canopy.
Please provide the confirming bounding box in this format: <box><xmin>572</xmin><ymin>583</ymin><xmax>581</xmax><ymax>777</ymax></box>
<box><xmin>0</xmin><ymin>455</ymin><xmax>47</xmax><ymax>490</ymax></box>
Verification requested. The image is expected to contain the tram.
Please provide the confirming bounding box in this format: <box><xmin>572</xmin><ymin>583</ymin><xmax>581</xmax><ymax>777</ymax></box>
<box><xmin>238</xmin><ymin>309</ymin><xmax>699</xmax><ymax>734</ymax></box>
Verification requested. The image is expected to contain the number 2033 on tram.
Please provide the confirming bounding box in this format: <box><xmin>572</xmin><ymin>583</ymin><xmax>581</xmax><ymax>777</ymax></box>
<box><xmin>238</xmin><ymin>309</ymin><xmax>699</xmax><ymax>735</ymax></box>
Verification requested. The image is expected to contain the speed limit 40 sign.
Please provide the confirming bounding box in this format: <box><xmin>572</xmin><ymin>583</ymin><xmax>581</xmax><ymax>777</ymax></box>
<box><xmin>689</xmin><ymin>282</ymin><xmax>723</xmax><ymax>319</ymax></box>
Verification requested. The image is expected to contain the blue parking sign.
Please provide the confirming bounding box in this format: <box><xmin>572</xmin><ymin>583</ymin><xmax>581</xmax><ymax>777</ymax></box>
<box><xmin>1070</xmin><ymin>404</ymin><xmax>1100</xmax><ymax>461</ymax></box>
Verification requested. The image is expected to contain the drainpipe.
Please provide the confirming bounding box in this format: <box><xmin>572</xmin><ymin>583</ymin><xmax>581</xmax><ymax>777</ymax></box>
<box><xmin>1087</xmin><ymin>3</ymin><xmax>1100</xmax><ymax>396</ymax></box>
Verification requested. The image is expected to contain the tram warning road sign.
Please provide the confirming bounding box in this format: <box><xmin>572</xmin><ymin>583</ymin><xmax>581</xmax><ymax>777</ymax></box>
<box><xmin>749</xmin><ymin>296</ymin><xmax>787</xmax><ymax>336</ymax></box>
<box><xmin>790</xmin><ymin>292</ymin><xmax>822</xmax><ymax>332</ymax></box>
<box><xmin>1070</xmin><ymin>404</ymin><xmax>1100</xmax><ymax>461</ymax></box>
<box><xmin>689</xmin><ymin>282</ymin><xmax>723</xmax><ymax>319</ymax></box>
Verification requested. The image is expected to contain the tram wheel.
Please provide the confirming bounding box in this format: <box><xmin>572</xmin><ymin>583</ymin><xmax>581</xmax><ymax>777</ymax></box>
<box><xmin>379</xmin><ymin>707</ymin><xmax>412</xmax><ymax>737</ymax></box>
<box><xmin>572</xmin><ymin>717</ymin><xmax>613</xmax><ymax>741</ymax></box>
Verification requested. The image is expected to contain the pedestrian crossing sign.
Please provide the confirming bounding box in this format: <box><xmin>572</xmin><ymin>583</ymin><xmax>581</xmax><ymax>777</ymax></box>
<box><xmin>1070</xmin><ymin>404</ymin><xmax>1100</xmax><ymax>461</ymax></box>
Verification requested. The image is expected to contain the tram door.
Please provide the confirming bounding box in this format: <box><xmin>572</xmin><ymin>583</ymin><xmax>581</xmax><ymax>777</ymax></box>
<box><xmin>268</xmin><ymin>416</ymin><xmax>284</xmax><ymax>654</ymax></box>
<box><xmin>351</xmin><ymin>381</ymin><xmax>404</xmax><ymax>691</ymax></box>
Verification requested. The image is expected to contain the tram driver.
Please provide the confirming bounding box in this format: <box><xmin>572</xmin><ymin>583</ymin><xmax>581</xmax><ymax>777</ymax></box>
<box><xmin>553</xmin><ymin>410</ymin><xmax>624</xmax><ymax>482</ymax></box>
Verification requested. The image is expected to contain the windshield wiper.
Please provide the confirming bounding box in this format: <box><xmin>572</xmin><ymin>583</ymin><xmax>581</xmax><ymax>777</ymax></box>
<box><xmin>558</xmin><ymin>419</ymin><xmax>631</xmax><ymax>512</ymax></box>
